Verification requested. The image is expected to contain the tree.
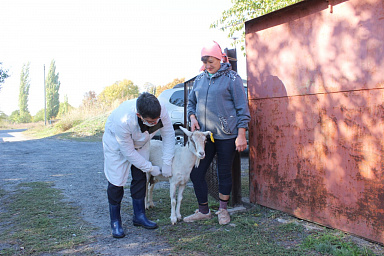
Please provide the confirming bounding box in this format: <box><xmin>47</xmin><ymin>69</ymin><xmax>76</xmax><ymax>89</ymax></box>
<box><xmin>98</xmin><ymin>79</ymin><xmax>139</xmax><ymax>107</ymax></box>
<box><xmin>155</xmin><ymin>78</ymin><xmax>185</xmax><ymax>97</ymax></box>
<box><xmin>18</xmin><ymin>62</ymin><xmax>32</xmax><ymax>123</ymax></box>
<box><xmin>9</xmin><ymin>110</ymin><xmax>20</xmax><ymax>123</ymax></box>
<box><xmin>0</xmin><ymin>62</ymin><xmax>9</xmax><ymax>92</ymax></box>
<box><xmin>143</xmin><ymin>82</ymin><xmax>156</xmax><ymax>95</ymax></box>
<box><xmin>82</xmin><ymin>91</ymin><xmax>97</xmax><ymax>109</ymax></box>
<box><xmin>57</xmin><ymin>95</ymin><xmax>73</xmax><ymax>118</ymax></box>
<box><xmin>46</xmin><ymin>60</ymin><xmax>60</xmax><ymax>119</ymax></box>
<box><xmin>33</xmin><ymin>109</ymin><xmax>45</xmax><ymax>122</ymax></box>
<box><xmin>211</xmin><ymin>0</ymin><xmax>302</xmax><ymax>51</ymax></box>
<box><xmin>0</xmin><ymin>111</ymin><xmax>7</xmax><ymax>121</ymax></box>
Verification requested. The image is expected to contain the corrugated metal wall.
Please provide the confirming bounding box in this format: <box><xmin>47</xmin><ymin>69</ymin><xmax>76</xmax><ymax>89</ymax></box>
<box><xmin>245</xmin><ymin>0</ymin><xmax>384</xmax><ymax>244</ymax></box>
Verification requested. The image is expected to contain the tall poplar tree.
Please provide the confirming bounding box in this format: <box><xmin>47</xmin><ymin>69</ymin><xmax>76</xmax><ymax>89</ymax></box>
<box><xmin>46</xmin><ymin>59</ymin><xmax>60</xmax><ymax>119</ymax></box>
<box><xmin>18</xmin><ymin>62</ymin><xmax>31</xmax><ymax>122</ymax></box>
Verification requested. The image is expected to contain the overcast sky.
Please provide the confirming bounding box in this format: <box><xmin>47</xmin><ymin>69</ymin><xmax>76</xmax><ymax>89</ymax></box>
<box><xmin>0</xmin><ymin>0</ymin><xmax>246</xmax><ymax>116</ymax></box>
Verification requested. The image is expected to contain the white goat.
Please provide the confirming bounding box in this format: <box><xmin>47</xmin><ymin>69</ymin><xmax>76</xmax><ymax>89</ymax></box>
<box><xmin>147</xmin><ymin>126</ymin><xmax>211</xmax><ymax>225</ymax></box>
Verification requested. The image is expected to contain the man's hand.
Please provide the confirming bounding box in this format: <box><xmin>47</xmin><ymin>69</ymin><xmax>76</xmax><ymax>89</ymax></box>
<box><xmin>150</xmin><ymin>166</ymin><xmax>161</xmax><ymax>176</ymax></box>
<box><xmin>161</xmin><ymin>164</ymin><xmax>172</xmax><ymax>178</ymax></box>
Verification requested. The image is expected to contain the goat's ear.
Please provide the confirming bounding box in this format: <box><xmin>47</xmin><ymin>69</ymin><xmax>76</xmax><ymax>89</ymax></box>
<box><xmin>203</xmin><ymin>131</ymin><xmax>212</xmax><ymax>137</ymax></box>
<box><xmin>179</xmin><ymin>126</ymin><xmax>192</xmax><ymax>136</ymax></box>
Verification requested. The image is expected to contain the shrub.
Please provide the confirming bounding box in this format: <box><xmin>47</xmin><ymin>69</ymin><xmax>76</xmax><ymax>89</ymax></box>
<box><xmin>33</xmin><ymin>109</ymin><xmax>45</xmax><ymax>122</ymax></box>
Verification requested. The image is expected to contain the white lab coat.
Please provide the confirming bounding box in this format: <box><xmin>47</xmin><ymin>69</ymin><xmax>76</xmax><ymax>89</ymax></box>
<box><xmin>102</xmin><ymin>99</ymin><xmax>175</xmax><ymax>186</ymax></box>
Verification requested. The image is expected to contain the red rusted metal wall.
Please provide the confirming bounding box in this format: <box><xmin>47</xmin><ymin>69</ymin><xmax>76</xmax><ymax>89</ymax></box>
<box><xmin>245</xmin><ymin>0</ymin><xmax>384</xmax><ymax>244</ymax></box>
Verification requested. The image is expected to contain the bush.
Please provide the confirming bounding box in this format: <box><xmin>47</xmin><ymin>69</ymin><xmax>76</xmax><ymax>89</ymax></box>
<box><xmin>0</xmin><ymin>111</ymin><xmax>7</xmax><ymax>124</ymax></box>
<box><xmin>33</xmin><ymin>109</ymin><xmax>45</xmax><ymax>122</ymax></box>
<box><xmin>19</xmin><ymin>112</ymin><xmax>32</xmax><ymax>123</ymax></box>
<box><xmin>57</xmin><ymin>102</ymin><xmax>74</xmax><ymax>118</ymax></box>
<box><xmin>9</xmin><ymin>110</ymin><xmax>32</xmax><ymax>123</ymax></box>
<box><xmin>54</xmin><ymin>118</ymin><xmax>82</xmax><ymax>132</ymax></box>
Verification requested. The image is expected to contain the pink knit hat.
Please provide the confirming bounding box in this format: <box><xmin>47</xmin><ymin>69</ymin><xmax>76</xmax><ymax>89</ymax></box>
<box><xmin>200</xmin><ymin>41</ymin><xmax>229</xmax><ymax>71</ymax></box>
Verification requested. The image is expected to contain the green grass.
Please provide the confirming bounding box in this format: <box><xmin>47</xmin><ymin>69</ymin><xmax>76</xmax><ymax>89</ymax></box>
<box><xmin>302</xmin><ymin>232</ymin><xmax>377</xmax><ymax>256</ymax></box>
<box><xmin>24</xmin><ymin>123</ymin><xmax>61</xmax><ymax>139</ymax></box>
<box><xmin>19</xmin><ymin>113</ymin><xmax>108</xmax><ymax>141</ymax></box>
<box><xmin>1</xmin><ymin>182</ymin><xmax>378</xmax><ymax>256</ymax></box>
<box><xmin>67</xmin><ymin>114</ymin><xmax>106</xmax><ymax>135</ymax></box>
<box><xmin>0</xmin><ymin>182</ymin><xmax>95</xmax><ymax>255</ymax></box>
<box><xmin>133</xmin><ymin>185</ymin><xmax>378</xmax><ymax>256</ymax></box>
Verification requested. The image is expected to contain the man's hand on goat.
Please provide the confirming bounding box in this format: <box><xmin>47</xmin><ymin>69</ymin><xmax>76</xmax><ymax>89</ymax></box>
<box><xmin>161</xmin><ymin>164</ymin><xmax>172</xmax><ymax>178</ymax></box>
<box><xmin>150</xmin><ymin>166</ymin><xmax>161</xmax><ymax>176</ymax></box>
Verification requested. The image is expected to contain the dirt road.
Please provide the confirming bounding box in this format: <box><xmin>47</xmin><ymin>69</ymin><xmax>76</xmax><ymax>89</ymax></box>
<box><xmin>0</xmin><ymin>129</ymin><xmax>173</xmax><ymax>255</ymax></box>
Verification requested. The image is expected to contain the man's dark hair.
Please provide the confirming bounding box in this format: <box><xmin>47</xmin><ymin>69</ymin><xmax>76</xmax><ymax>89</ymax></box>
<box><xmin>136</xmin><ymin>92</ymin><xmax>161</xmax><ymax>119</ymax></box>
<box><xmin>201</xmin><ymin>56</ymin><xmax>210</xmax><ymax>62</ymax></box>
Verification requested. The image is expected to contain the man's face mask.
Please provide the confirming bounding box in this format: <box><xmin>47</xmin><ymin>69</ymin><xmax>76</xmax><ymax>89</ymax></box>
<box><xmin>142</xmin><ymin>119</ymin><xmax>157</xmax><ymax>127</ymax></box>
<box><xmin>139</xmin><ymin>115</ymin><xmax>160</xmax><ymax>127</ymax></box>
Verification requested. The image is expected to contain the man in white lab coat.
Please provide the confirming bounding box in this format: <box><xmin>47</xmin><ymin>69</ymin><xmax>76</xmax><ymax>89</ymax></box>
<box><xmin>103</xmin><ymin>92</ymin><xmax>175</xmax><ymax>238</ymax></box>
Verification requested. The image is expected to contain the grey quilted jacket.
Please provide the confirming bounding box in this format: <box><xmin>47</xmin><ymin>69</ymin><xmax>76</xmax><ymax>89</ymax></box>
<box><xmin>187</xmin><ymin>63</ymin><xmax>250</xmax><ymax>140</ymax></box>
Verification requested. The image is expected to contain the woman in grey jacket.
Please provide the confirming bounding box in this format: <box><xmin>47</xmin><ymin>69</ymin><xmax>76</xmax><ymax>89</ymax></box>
<box><xmin>184</xmin><ymin>41</ymin><xmax>250</xmax><ymax>225</ymax></box>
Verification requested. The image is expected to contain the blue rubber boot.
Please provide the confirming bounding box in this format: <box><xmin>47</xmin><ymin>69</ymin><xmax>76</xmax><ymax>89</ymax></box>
<box><xmin>132</xmin><ymin>198</ymin><xmax>158</xmax><ymax>229</ymax></box>
<box><xmin>109</xmin><ymin>203</ymin><xmax>125</xmax><ymax>238</ymax></box>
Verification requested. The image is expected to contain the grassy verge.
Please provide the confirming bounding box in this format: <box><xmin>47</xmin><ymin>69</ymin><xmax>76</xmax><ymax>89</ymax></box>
<box><xmin>0</xmin><ymin>121</ymin><xmax>44</xmax><ymax>131</ymax></box>
<box><xmin>13</xmin><ymin>114</ymin><xmax>107</xmax><ymax>142</ymax></box>
<box><xmin>1</xmin><ymin>109</ymin><xmax>109</xmax><ymax>142</ymax></box>
<box><xmin>0</xmin><ymin>182</ymin><xmax>95</xmax><ymax>255</ymax></box>
<box><xmin>141</xmin><ymin>185</ymin><xmax>379</xmax><ymax>256</ymax></box>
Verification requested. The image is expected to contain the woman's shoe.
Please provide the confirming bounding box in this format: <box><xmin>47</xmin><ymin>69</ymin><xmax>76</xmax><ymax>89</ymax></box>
<box><xmin>216</xmin><ymin>208</ymin><xmax>230</xmax><ymax>225</ymax></box>
<box><xmin>183</xmin><ymin>209</ymin><xmax>212</xmax><ymax>222</ymax></box>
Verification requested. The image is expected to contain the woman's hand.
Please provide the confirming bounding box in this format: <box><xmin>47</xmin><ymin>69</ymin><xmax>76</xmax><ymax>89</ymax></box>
<box><xmin>190</xmin><ymin>115</ymin><xmax>200</xmax><ymax>132</ymax></box>
<box><xmin>235</xmin><ymin>128</ymin><xmax>247</xmax><ymax>152</ymax></box>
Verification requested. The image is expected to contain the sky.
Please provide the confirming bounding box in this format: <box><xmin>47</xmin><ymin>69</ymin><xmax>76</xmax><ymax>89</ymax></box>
<box><xmin>0</xmin><ymin>0</ymin><xmax>246</xmax><ymax>116</ymax></box>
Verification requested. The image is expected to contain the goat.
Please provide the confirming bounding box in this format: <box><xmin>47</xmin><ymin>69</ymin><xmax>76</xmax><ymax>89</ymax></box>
<box><xmin>147</xmin><ymin>126</ymin><xmax>211</xmax><ymax>225</ymax></box>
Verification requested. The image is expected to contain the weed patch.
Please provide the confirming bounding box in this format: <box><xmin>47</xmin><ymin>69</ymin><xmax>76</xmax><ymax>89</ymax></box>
<box><xmin>140</xmin><ymin>184</ymin><xmax>381</xmax><ymax>256</ymax></box>
<box><xmin>302</xmin><ymin>232</ymin><xmax>376</xmax><ymax>256</ymax></box>
<box><xmin>0</xmin><ymin>182</ymin><xmax>94</xmax><ymax>255</ymax></box>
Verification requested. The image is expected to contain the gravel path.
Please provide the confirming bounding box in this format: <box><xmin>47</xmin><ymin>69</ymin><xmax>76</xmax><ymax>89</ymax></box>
<box><xmin>0</xmin><ymin>129</ymin><xmax>173</xmax><ymax>255</ymax></box>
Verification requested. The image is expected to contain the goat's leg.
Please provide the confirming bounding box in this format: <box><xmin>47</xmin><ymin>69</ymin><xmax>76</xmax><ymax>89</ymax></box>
<box><xmin>145</xmin><ymin>173</ymin><xmax>156</xmax><ymax>209</ymax></box>
<box><xmin>148</xmin><ymin>183</ymin><xmax>155</xmax><ymax>208</ymax></box>
<box><xmin>145</xmin><ymin>177</ymin><xmax>150</xmax><ymax>209</ymax></box>
<box><xmin>176</xmin><ymin>184</ymin><xmax>186</xmax><ymax>221</ymax></box>
<box><xmin>169</xmin><ymin>183</ymin><xmax>177</xmax><ymax>225</ymax></box>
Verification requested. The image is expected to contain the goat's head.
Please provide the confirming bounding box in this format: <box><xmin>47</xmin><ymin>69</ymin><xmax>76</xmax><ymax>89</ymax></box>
<box><xmin>179</xmin><ymin>126</ymin><xmax>212</xmax><ymax>167</ymax></box>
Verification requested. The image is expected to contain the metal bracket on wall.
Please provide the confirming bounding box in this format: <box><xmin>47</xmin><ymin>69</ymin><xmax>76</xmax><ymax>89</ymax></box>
<box><xmin>325</xmin><ymin>0</ymin><xmax>333</xmax><ymax>13</ymax></box>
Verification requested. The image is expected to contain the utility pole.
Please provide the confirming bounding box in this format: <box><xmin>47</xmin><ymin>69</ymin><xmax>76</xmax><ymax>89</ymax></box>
<box><xmin>44</xmin><ymin>64</ymin><xmax>46</xmax><ymax>126</ymax></box>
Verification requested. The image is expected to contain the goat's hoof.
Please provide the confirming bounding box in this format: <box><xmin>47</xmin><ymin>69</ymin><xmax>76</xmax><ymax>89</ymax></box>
<box><xmin>171</xmin><ymin>217</ymin><xmax>177</xmax><ymax>225</ymax></box>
